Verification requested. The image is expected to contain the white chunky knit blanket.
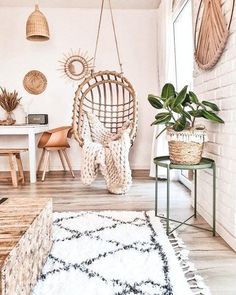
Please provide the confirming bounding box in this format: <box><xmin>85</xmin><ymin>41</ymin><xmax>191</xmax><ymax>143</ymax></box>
<box><xmin>81</xmin><ymin>112</ymin><xmax>132</xmax><ymax>194</ymax></box>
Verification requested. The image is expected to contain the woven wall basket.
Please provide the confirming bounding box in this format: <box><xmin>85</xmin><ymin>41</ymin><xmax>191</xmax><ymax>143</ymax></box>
<box><xmin>194</xmin><ymin>0</ymin><xmax>235</xmax><ymax>71</ymax></box>
<box><xmin>26</xmin><ymin>5</ymin><xmax>50</xmax><ymax>41</ymax></box>
<box><xmin>167</xmin><ymin>129</ymin><xmax>208</xmax><ymax>165</ymax></box>
<box><xmin>23</xmin><ymin>70</ymin><xmax>47</xmax><ymax>95</ymax></box>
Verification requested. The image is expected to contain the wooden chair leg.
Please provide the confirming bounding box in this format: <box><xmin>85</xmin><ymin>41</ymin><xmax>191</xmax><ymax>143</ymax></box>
<box><xmin>37</xmin><ymin>149</ymin><xmax>46</xmax><ymax>172</ymax></box>
<box><xmin>58</xmin><ymin>150</ymin><xmax>67</xmax><ymax>171</ymax></box>
<box><xmin>8</xmin><ymin>154</ymin><xmax>18</xmax><ymax>187</ymax></box>
<box><xmin>15</xmin><ymin>153</ymin><xmax>25</xmax><ymax>184</ymax></box>
<box><xmin>62</xmin><ymin>149</ymin><xmax>75</xmax><ymax>178</ymax></box>
<box><xmin>41</xmin><ymin>150</ymin><xmax>50</xmax><ymax>182</ymax></box>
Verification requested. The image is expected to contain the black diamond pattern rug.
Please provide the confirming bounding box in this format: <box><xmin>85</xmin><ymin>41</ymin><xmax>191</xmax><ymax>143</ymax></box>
<box><xmin>33</xmin><ymin>211</ymin><xmax>210</xmax><ymax>295</ymax></box>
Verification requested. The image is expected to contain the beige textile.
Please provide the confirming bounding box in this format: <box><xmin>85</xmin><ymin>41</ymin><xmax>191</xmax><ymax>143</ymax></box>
<box><xmin>81</xmin><ymin>112</ymin><xmax>132</xmax><ymax>194</ymax></box>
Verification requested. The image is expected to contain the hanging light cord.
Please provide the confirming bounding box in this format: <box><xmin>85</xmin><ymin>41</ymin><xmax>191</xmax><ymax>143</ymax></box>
<box><xmin>93</xmin><ymin>0</ymin><xmax>123</xmax><ymax>74</ymax></box>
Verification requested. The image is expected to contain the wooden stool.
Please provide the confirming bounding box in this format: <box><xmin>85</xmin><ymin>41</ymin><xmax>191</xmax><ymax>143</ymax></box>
<box><xmin>0</xmin><ymin>149</ymin><xmax>27</xmax><ymax>187</ymax></box>
<box><xmin>37</xmin><ymin>126</ymin><xmax>75</xmax><ymax>181</ymax></box>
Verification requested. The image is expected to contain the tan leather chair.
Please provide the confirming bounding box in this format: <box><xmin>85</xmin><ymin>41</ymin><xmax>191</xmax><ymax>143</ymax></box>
<box><xmin>37</xmin><ymin>126</ymin><xmax>75</xmax><ymax>181</ymax></box>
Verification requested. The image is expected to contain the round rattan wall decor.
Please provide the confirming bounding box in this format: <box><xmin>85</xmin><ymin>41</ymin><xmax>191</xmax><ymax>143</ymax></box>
<box><xmin>194</xmin><ymin>0</ymin><xmax>235</xmax><ymax>71</ymax></box>
<box><xmin>23</xmin><ymin>70</ymin><xmax>47</xmax><ymax>95</ymax></box>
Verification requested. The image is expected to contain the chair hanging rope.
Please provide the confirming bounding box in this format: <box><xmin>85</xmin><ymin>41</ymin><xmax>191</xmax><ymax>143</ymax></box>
<box><xmin>72</xmin><ymin>0</ymin><xmax>138</xmax><ymax>194</ymax></box>
<box><xmin>93</xmin><ymin>0</ymin><xmax>123</xmax><ymax>74</ymax></box>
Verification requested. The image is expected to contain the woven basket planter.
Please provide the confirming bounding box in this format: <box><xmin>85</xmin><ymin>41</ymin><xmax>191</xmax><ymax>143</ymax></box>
<box><xmin>167</xmin><ymin>128</ymin><xmax>208</xmax><ymax>165</ymax></box>
<box><xmin>26</xmin><ymin>5</ymin><xmax>50</xmax><ymax>41</ymax></box>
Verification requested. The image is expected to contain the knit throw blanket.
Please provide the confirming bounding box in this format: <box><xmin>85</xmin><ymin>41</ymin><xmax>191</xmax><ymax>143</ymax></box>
<box><xmin>81</xmin><ymin>112</ymin><xmax>132</xmax><ymax>194</ymax></box>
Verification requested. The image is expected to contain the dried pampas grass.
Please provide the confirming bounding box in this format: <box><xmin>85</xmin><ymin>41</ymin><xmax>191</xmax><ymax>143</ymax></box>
<box><xmin>0</xmin><ymin>87</ymin><xmax>21</xmax><ymax>113</ymax></box>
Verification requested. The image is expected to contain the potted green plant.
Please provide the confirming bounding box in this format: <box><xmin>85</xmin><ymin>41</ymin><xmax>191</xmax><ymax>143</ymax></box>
<box><xmin>0</xmin><ymin>87</ymin><xmax>21</xmax><ymax>125</ymax></box>
<box><xmin>148</xmin><ymin>83</ymin><xmax>224</xmax><ymax>164</ymax></box>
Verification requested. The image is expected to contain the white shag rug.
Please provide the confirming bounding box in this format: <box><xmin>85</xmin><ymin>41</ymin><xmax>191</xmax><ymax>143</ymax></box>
<box><xmin>33</xmin><ymin>211</ymin><xmax>210</xmax><ymax>295</ymax></box>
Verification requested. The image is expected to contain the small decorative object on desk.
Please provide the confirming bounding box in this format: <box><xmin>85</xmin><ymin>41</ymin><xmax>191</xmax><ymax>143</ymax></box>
<box><xmin>148</xmin><ymin>83</ymin><xmax>224</xmax><ymax>164</ymax></box>
<box><xmin>27</xmin><ymin>114</ymin><xmax>48</xmax><ymax>125</ymax></box>
<box><xmin>0</xmin><ymin>87</ymin><xmax>21</xmax><ymax>125</ymax></box>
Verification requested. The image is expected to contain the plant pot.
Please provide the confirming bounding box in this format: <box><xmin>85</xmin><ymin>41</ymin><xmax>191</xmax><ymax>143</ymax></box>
<box><xmin>167</xmin><ymin>128</ymin><xmax>207</xmax><ymax>165</ymax></box>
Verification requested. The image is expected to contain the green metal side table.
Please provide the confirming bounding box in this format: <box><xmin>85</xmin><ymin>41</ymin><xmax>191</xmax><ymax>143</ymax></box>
<box><xmin>154</xmin><ymin>156</ymin><xmax>216</xmax><ymax>236</ymax></box>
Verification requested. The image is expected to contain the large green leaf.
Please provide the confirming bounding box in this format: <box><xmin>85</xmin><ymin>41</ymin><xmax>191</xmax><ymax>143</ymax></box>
<box><xmin>163</xmin><ymin>96</ymin><xmax>175</xmax><ymax>108</ymax></box>
<box><xmin>173</xmin><ymin>115</ymin><xmax>187</xmax><ymax>131</ymax></box>
<box><xmin>202</xmin><ymin>110</ymin><xmax>224</xmax><ymax>123</ymax></box>
<box><xmin>161</xmin><ymin>83</ymin><xmax>176</xmax><ymax>100</ymax></box>
<box><xmin>202</xmin><ymin>101</ymin><xmax>220</xmax><ymax>111</ymax></box>
<box><xmin>173</xmin><ymin>85</ymin><xmax>188</xmax><ymax>108</ymax></box>
<box><xmin>188</xmin><ymin>110</ymin><xmax>204</xmax><ymax>118</ymax></box>
<box><xmin>172</xmin><ymin>105</ymin><xmax>191</xmax><ymax>121</ymax></box>
<box><xmin>148</xmin><ymin>95</ymin><xmax>163</xmax><ymax>109</ymax></box>
<box><xmin>181</xmin><ymin>110</ymin><xmax>192</xmax><ymax>121</ymax></box>
<box><xmin>189</xmin><ymin>91</ymin><xmax>199</xmax><ymax>104</ymax></box>
<box><xmin>152</xmin><ymin>112</ymin><xmax>172</xmax><ymax>125</ymax></box>
<box><xmin>166</xmin><ymin>122</ymin><xmax>175</xmax><ymax>127</ymax></box>
<box><xmin>172</xmin><ymin>105</ymin><xmax>183</xmax><ymax>113</ymax></box>
<box><xmin>182</xmin><ymin>93</ymin><xmax>191</xmax><ymax>106</ymax></box>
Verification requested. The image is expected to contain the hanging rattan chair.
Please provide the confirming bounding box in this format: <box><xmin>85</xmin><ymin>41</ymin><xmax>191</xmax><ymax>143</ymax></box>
<box><xmin>72</xmin><ymin>70</ymin><xmax>138</xmax><ymax>146</ymax></box>
<box><xmin>72</xmin><ymin>0</ymin><xmax>138</xmax><ymax>194</ymax></box>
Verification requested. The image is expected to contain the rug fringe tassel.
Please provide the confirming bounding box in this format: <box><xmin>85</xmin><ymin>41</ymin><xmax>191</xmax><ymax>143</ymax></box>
<box><xmin>174</xmin><ymin>234</ymin><xmax>211</xmax><ymax>294</ymax></box>
<box><xmin>161</xmin><ymin>218</ymin><xmax>212</xmax><ymax>295</ymax></box>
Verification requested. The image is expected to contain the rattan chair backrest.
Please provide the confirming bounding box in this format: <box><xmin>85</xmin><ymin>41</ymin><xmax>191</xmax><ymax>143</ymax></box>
<box><xmin>72</xmin><ymin>71</ymin><xmax>138</xmax><ymax>146</ymax></box>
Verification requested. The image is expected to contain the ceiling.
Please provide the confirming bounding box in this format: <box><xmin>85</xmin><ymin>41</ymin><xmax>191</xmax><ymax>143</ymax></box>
<box><xmin>0</xmin><ymin>0</ymin><xmax>161</xmax><ymax>9</ymax></box>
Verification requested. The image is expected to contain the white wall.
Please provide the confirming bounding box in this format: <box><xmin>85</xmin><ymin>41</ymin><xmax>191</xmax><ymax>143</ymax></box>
<box><xmin>0</xmin><ymin>7</ymin><xmax>158</xmax><ymax>170</ymax></box>
<box><xmin>193</xmin><ymin>1</ymin><xmax>236</xmax><ymax>250</ymax></box>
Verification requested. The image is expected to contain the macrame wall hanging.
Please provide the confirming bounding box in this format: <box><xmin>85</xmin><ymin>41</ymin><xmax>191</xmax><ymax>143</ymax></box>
<box><xmin>194</xmin><ymin>0</ymin><xmax>235</xmax><ymax>70</ymax></box>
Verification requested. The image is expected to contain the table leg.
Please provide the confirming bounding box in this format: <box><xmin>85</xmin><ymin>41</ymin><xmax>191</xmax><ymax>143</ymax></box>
<box><xmin>213</xmin><ymin>163</ymin><xmax>216</xmax><ymax>236</ymax></box>
<box><xmin>155</xmin><ymin>164</ymin><xmax>158</xmax><ymax>216</ymax></box>
<box><xmin>28</xmin><ymin>131</ymin><xmax>37</xmax><ymax>183</ymax></box>
<box><xmin>8</xmin><ymin>154</ymin><xmax>18</xmax><ymax>187</ymax></box>
<box><xmin>166</xmin><ymin>165</ymin><xmax>170</xmax><ymax>235</ymax></box>
<box><xmin>194</xmin><ymin>169</ymin><xmax>197</xmax><ymax>218</ymax></box>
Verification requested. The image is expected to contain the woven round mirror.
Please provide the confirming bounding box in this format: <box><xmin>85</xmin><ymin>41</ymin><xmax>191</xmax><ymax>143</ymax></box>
<box><xmin>58</xmin><ymin>50</ymin><xmax>93</xmax><ymax>82</ymax></box>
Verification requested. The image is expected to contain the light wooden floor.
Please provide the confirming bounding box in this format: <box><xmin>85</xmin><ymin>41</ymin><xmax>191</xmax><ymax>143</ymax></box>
<box><xmin>1</xmin><ymin>171</ymin><xmax>236</xmax><ymax>294</ymax></box>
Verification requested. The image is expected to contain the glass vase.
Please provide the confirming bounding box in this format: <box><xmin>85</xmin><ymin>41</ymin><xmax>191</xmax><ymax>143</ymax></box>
<box><xmin>5</xmin><ymin>111</ymin><xmax>16</xmax><ymax>125</ymax></box>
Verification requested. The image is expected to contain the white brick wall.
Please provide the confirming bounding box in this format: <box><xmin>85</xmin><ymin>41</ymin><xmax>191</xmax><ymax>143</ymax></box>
<box><xmin>193</xmin><ymin>0</ymin><xmax>236</xmax><ymax>250</ymax></box>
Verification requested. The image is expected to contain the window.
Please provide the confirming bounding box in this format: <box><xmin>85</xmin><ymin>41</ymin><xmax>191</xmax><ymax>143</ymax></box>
<box><xmin>173</xmin><ymin>0</ymin><xmax>193</xmax><ymax>90</ymax></box>
<box><xmin>173</xmin><ymin>0</ymin><xmax>194</xmax><ymax>188</ymax></box>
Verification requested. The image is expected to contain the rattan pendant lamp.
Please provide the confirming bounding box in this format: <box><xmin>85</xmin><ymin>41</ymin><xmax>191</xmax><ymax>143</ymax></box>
<box><xmin>26</xmin><ymin>3</ymin><xmax>50</xmax><ymax>41</ymax></box>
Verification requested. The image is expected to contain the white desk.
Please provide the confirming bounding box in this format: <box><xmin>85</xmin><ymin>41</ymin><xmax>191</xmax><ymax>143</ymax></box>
<box><xmin>0</xmin><ymin>124</ymin><xmax>49</xmax><ymax>183</ymax></box>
